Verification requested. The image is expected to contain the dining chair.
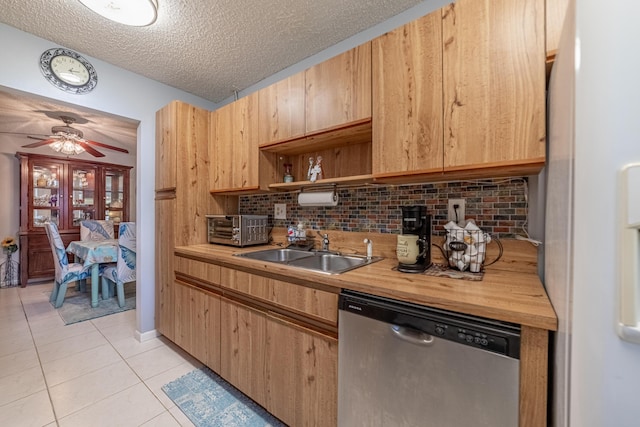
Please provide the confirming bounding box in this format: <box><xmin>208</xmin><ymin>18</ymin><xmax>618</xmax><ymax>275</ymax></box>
<box><xmin>101</xmin><ymin>222</ymin><xmax>136</xmax><ymax>307</ymax></box>
<box><xmin>44</xmin><ymin>222</ymin><xmax>92</xmax><ymax>308</ymax></box>
<box><xmin>77</xmin><ymin>220</ymin><xmax>114</xmax><ymax>291</ymax></box>
<box><xmin>80</xmin><ymin>219</ymin><xmax>115</xmax><ymax>241</ymax></box>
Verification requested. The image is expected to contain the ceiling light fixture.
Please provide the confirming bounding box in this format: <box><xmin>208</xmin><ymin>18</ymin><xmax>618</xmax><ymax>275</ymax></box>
<box><xmin>78</xmin><ymin>0</ymin><xmax>158</xmax><ymax>27</ymax></box>
<box><xmin>49</xmin><ymin>137</ymin><xmax>86</xmax><ymax>156</ymax></box>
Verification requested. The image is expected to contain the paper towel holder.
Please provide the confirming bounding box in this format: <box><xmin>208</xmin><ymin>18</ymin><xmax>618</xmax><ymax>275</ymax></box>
<box><xmin>298</xmin><ymin>185</ymin><xmax>339</xmax><ymax>207</ymax></box>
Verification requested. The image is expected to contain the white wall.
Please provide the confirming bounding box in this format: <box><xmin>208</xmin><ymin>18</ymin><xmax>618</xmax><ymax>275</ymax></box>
<box><xmin>0</xmin><ymin>23</ymin><xmax>217</xmax><ymax>336</ymax></box>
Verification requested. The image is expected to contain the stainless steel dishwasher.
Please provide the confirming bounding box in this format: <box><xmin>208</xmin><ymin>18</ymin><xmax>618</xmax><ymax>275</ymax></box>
<box><xmin>338</xmin><ymin>290</ymin><xmax>521</xmax><ymax>427</ymax></box>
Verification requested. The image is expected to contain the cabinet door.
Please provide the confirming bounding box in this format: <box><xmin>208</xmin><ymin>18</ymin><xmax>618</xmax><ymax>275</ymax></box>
<box><xmin>546</xmin><ymin>0</ymin><xmax>570</xmax><ymax>54</ymax></box>
<box><xmin>305</xmin><ymin>43</ymin><xmax>372</xmax><ymax>133</ymax></box>
<box><xmin>104</xmin><ymin>167</ymin><xmax>128</xmax><ymax>225</ymax></box>
<box><xmin>29</xmin><ymin>159</ymin><xmax>64</xmax><ymax>231</ymax></box>
<box><xmin>258</xmin><ymin>71</ymin><xmax>306</xmax><ymax>144</ymax></box>
<box><xmin>442</xmin><ymin>0</ymin><xmax>546</xmax><ymax>171</ymax></box>
<box><xmin>174</xmin><ymin>282</ymin><xmax>221</xmax><ymax>372</ymax></box>
<box><xmin>68</xmin><ymin>164</ymin><xmax>98</xmax><ymax>229</ymax></box>
<box><xmin>210</xmin><ymin>94</ymin><xmax>260</xmax><ymax>192</ymax></box>
<box><xmin>155</xmin><ymin>102</ymin><xmax>178</xmax><ymax>191</ymax></box>
<box><xmin>372</xmin><ymin>11</ymin><xmax>443</xmax><ymax>178</ymax></box>
<box><xmin>155</xmin><ymin>197</ymin><xmax>176</xmax><ymax>340</ymax></box>
<box><xmin>220</xmin><ymin>298</ymin><xmax>338</xmax><ymax>426</ymax></box>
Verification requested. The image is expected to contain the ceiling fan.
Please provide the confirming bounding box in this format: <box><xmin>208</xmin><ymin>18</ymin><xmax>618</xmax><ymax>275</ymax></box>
<box><xmin>19</xmin><ymin>115</ymin><xmax>130</xmax><ymax>158</ymax></box>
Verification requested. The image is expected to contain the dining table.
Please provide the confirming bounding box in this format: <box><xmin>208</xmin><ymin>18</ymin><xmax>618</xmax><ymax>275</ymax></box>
<box><xmin>66</xmin><ymin>239</ymin><xmax>118</xmax><ymax>308</ymax></box>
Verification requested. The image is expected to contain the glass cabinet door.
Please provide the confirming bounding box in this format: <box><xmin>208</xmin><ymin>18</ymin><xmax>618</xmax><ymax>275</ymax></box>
<box><xmin>104</xmin><ymin>169</ymin><xmax>126</xmax><ymax>224</ymax></box>
<box><xmin>31</xmin><ymin>162</ymin><xmax>62</xmax><ymax>229</ymax></box>
<box><xmin>70</xmin><ymin>165</ymin><xmax>97</xmax><ymax>227</ymax></box>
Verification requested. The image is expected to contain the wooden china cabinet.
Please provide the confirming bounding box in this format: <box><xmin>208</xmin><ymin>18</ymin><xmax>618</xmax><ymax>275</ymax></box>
<box><xmin>16</xmin><ymin>152</ymin><xmax>132</xmax><ymax>287</ymax></box>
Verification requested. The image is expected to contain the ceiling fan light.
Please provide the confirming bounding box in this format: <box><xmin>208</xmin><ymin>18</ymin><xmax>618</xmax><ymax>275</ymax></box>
<box><xmin>49</xmin><ymin>138</ymin><xmax>86</xmax><ymax>156</ymax></box>
<box><xmin>49</xmin><ymin>140</ymin><xmax>63</xmax><ymax>152</ymax></box>
<box><xmin>78</xmin><ymin>0</ymin><xmax>158</xmax><ymax>27</ymax></box>
<box><xmin>73</xmin><ymin>142</ymin><xmax>86</xmax><ymax>155</ymax></box>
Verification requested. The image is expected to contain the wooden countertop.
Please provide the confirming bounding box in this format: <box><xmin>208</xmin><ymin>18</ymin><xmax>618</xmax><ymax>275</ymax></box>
<box><xmin>174</xmin><ymin>243</ymin><xmax>558</xmax><ymax>331</ymax></box>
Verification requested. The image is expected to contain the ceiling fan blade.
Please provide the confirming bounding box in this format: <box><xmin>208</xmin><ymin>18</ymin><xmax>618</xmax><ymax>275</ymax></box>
<box><xmin>84</xmin><ymin>139</ymin><xmax>129</xmax><ymax>154</ymax></box>
<box><xmin>76</xmin><ymin>141</ymin><xmax>105</xmax><ymax>157</ymax></box>
<box><xmin>27</xmin><ymin>135</ymin><xmax>49</xmax><ymax>140</ymax></box>
<box><xmin>0</xmin><ymin>131</ymin><xmax>40</xmax><ymax>136</ymax></box>
<box><xmin>22</xmin><ymin>139</ymin><xmax>56</xmax><ymax>148</ymax></box>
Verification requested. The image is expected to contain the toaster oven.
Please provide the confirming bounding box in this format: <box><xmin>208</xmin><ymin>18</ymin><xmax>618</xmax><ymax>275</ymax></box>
<box><xmin>206</xmin><ymin>215</ymin><xmax>269</xmax><ymax>247</ymax></box>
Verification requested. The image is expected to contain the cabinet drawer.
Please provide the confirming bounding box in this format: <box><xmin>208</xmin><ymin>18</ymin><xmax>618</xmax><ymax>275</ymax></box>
<box><xmin>220</xmin><ymin>267</ymin><xmax>338</xmax><ymax>326</ymax></box>
<box><xmin>174</xmin><ymin>256</ymin><xmax>222</xmax><ymax>286</ymax></box>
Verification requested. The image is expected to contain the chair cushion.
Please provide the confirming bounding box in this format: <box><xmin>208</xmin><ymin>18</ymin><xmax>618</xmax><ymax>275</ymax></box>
<box><xmin>80</xmin><ymin>220</ymin><xmax>115</xmax><ymax>241</ymax></box>
<box><xmin>60</xmin><ymin>263</ymin><xmax>91</xmax><ymax>284</ymax></box>
<box><xmin>104</xmin><ymin>222</ymin><xmax>136</xmax><ymax>285</ymax></box>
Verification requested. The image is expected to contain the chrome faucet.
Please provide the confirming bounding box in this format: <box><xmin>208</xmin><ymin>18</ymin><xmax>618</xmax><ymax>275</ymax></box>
<box><xmin>317</xmin><ymin>231</ymin><xmax>330</xmax><ymax>251</ymax></box>
<box><xmin>363</xmin><ymin>238</ymin><xmax>373</xmax><ymax>260</ymax></box>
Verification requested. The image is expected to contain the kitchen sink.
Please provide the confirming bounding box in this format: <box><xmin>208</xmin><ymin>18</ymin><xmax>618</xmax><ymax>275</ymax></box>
<box><xmin>235</xmin><ymin>248</ymin><xmax>315</xmax><ymax>263</ymax></box>
<box><xmin>234</xmin><ymin>248</ymin><xmax>382</xmax><ymax>274</ymax></box>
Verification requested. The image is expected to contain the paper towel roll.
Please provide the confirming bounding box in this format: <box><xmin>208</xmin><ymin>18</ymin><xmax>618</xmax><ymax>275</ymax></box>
<box><xmin>298</xmin><ymin>191</ymin><xmax>339</xmax><ymax>207</ymax></box>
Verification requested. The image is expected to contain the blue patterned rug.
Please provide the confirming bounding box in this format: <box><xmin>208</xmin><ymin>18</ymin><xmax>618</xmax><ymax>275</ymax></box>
<box><xmin>162</xmin><ymin>367</ymin><xmax>286</xmax><ymax>427</ymax></box>
<box><xmin>51</xmin><ymin>281</ymin><xmax>136</xmax><ymax>325</ymax></box>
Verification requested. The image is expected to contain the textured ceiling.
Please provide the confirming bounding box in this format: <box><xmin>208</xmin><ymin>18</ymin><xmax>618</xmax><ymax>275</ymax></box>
<box><xmin>0</xmin><ymin>0</ymin><xmax>426</xmax><ymax>103</ymax></box>
<box><xmin>0</xmin><ymin>89</ymin><xmax>139</xmax><ymax>155</ymax></box>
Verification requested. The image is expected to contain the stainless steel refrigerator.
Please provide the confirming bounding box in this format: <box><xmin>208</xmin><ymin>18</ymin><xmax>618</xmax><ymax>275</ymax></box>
<box><xmin>544</xmin><ymin>0</ymin><xmax>640</xmax><ymax>425</ymax></box>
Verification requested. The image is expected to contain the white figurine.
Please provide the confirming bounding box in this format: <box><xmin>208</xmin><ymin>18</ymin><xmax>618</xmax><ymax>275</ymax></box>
<box><xmin>309</xmin><ymin>156</ymin><xmax>324</xmax><ymax>182</ymax></box>
<box><xmin>307</xmin><ymin>157</ymin><xmax>315</xmax><ymax>181</ymax></box>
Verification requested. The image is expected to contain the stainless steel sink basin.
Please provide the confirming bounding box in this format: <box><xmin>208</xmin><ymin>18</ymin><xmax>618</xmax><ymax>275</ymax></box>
<box><xmin>288</xmin><ymin>253</ymin><xmax>371</xmax><ymax>274</ymax></box>
<box><xmin>234</xmin><ymin>248</ymin><xmax>381</xmax><ymax>274</ymax></box>
<box><xmin>235</xmin><ymin>248</ymin><xmax>314</xmax><ymax>263</ymax></box>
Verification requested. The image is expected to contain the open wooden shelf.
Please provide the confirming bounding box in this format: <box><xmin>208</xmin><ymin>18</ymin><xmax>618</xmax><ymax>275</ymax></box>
<box><xmin>259</xmin><ymin>118</ymin><xmax>372</xmax><ymax>156</ymax></box>
<box><xmin>546</xmin><ymin>49</ymin><xmax>557</xmax><ymax>85</ymax></box>
<box><xmin>268</xmin><ymin>174</ymin><xmax>374</xmax><ymax>191</ymax></box>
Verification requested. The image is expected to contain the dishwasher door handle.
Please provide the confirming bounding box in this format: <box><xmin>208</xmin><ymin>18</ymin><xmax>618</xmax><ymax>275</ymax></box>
<box><xmin>390</xmin><ymin>325</ymin><xmax>435</xmax><ymax>346</ymax></box>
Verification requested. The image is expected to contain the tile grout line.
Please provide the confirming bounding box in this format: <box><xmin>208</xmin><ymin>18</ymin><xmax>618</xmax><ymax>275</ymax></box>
<box><xmin>13</xmin><ymin>284</ymin><xmax>184</xmax><ymax>426</ymax></box>
<box><xmin>17</xmin><ymin>286</ymin><xmax>61</xmax><ymax>426</ymax></box>
<box><xmin>92</xmin><ymin>313</ymin><xmax>183</xmax><ymax>426</ymax></box>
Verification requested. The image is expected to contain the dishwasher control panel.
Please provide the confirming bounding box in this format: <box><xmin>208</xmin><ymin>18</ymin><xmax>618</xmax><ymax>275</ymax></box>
<box><xmin>434</xmin><ymin>322</ymin><xmax>509</xmax><ymax>355</ymax></box>
<box><xmin>340</xmin><ymin>290</ymin><xmax>520</xmax><ymax>359</ymax></box>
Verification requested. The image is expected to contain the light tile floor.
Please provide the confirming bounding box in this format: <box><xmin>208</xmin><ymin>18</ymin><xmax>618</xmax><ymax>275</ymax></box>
<box><xmin>0</xmin><ymin>282</ymin><xmax>201</xmax><ymax>427</ymax></box>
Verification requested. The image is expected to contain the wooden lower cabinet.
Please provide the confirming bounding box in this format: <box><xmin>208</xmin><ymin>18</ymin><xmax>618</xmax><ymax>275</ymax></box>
<box><xmin>220</xmin><ymin>297</ymin><xmax>338</xmax><ymax>427</ymax></box>
<box><xmin>174</xmin><ymin>281</ymin><xmax>222</xmax><ymax>372</ymax></box>
<box><xmin>155</xmin><ymin>196</ymin><xmax>176</xmax><ymax>341</ymax></box>
<box><xmin>19</xmin><ymin>230</ymin><xmax>79</xmax><ymax>283</ymax></box>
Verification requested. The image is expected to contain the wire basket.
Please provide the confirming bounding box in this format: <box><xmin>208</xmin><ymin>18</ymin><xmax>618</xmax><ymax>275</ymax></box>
<box><xmin>441</xmin><ymin>229</ymin><xmax>503</xmax><ymax>273</ymax></box>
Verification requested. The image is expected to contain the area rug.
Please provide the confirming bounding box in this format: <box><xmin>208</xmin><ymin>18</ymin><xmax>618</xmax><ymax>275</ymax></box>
<box><xmin>52</xmin><ymin>281</ymin><xmax>135</xmax><ymax>325</ymax></box>
<box><xmin>162</xmin><ymin>367</ymin><xmax>286</xmax><ymax>427</ymax></box>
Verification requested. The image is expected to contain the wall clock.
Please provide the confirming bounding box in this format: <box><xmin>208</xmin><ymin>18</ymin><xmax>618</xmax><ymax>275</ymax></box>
<box><xmin>39</xmin><ymin>48</ymin><xmax>98</xmax><ymax>94</ymax></box>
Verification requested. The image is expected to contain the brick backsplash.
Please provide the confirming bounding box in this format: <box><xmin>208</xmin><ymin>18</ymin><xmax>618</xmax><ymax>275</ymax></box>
<box><xmin>239</xmin><ymin>178</ymin><xmax>529</xmax><ymax>238</ymax></box>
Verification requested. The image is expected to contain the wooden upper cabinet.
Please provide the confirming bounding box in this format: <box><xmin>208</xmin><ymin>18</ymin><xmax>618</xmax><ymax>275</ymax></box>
<box><xmin>155</xmin><ymin>101</ymin><xmax>178</xmax><ymax>191</ymax></box>
<box><xmin>210</xmin><ymin>93</ymin><xmax>262</xmax><ymax>193</ymax></box>
<box><xmin>442</xmin><ymin>0</ymin><xmax>546</xmax><ymax>174</ymax></box>
<box><xmin>372</xmin><ymin>10</ymin><xmax>444</xmax><ymax>179</ymax></box>
<box><xmin>155</xmin><ymin>101</ymin><xmax>210</xmax><ymax>192</ymax></box>
<box><xmin>546</xmin><ymin>0</ymin><xmax>570</xmax><ymax>55</ymax></box>
<box><xmin>257</xmin><ymin>71</ymin><xmax>306</xmax><ymax>144</ymax></box>
<box><xmin>305</xmin><ymin>43</ymin><xmax>372</xmax><ymax>133</ymax></box>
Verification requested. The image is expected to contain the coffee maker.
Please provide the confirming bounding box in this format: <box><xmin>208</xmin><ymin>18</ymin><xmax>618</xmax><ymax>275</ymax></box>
<box><xmin>398</xmin><ymin>205</ymin><xmax>432</xmax><ymax>273</ymax></box>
